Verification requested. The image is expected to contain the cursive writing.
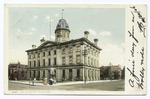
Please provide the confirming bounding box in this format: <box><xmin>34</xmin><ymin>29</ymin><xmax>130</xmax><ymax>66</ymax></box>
<box><xmin>128</xmin><ymin>26</ymin><xmax>138</xmax><ymax>43</ymax></box>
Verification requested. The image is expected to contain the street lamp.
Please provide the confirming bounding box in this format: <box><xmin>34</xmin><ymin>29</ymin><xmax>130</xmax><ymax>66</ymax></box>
<box><xmin>82</xmin><ymin>46</ymin><xmax>88</xmax><ymax>83</ymax></box>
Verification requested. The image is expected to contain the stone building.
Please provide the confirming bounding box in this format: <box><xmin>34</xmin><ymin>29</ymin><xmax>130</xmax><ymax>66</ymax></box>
<box><xmin>26</xmin><ymin>18</ymin><xmax>102</xmax><ymax>81</ymax></box>
<box><xmin>8</xmin><ymin>62</ymin><xmax>27</xmax><ymax>80</ymax></box>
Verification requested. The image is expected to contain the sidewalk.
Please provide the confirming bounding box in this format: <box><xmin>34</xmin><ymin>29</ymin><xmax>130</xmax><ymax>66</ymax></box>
<box><xmin>9</xmin><ymin>80</ymin><xmax>120</xmax><ymax>86</ymax></box>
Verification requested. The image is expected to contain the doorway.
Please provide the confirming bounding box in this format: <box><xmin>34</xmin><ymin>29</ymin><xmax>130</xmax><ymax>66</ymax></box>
<box><xmin>69</xmin><ymin>69</ymin><xmax>72</xmax><ymax>80</ymax></box>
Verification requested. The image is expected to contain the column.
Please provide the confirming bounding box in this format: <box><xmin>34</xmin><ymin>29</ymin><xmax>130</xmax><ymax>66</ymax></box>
<box><xmin>73</xmin><ymin>46</ymin><xmax>76</xmax><ymax>64</ymax></box>
<box><xmin>56</xmin><ymin>48</ymin><xmax>61</xmax><ymax>65</ymax></box>
<box><xmin>86</xmin><ymin>69</ymin><xmax>89</xmax><ymax>81</ymax></box>
<box><xmin>80</xmin><ymin>68</ymin><xmax>83</xmax><ymax>81</ymax></box>
<box><xmin>27</xmin><ymin>70</ymin><xmax>30</xmax><ymax>80</ymax></box>
<box><xmin>45</xmin><ymin>70</ymin><xmax>48</xmax><ymax>78</ymax></box>
<box><xmin>40</xmin><ymin>70</ymin><xmax>43</xmax><ymax>80</ymax></box>
<box><xmin>72</xmin><ymin>69</ymin><xmax>77</xmax><ymax>80</ymax></box>
<box><xmin>31</xmin><ymin>71</ymin><xmax>34</xmax><ymax>79</ymax></box>
<box><xmin>65</xmin><ymin>69</ymin><xmax>69</xmax><ymax>80</ymax></box>
<box><xmin>56</xmin><ymin>69</ymin><xmax>61</xmax><ymax>81</ymax></box>
<box><xmin>35</xmin><ymin>71</ymin><xmax>38</xmax><ymax>79</ymax></box>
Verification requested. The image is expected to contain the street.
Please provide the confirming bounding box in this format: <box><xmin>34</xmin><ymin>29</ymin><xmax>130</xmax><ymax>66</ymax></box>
<box><xmin>8</xmin><ymin>80</ymin><xmax>124</xmax><ymax>91</ymax></box>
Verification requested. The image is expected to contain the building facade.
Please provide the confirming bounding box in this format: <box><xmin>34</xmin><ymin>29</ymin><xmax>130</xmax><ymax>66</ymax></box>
<box><xmin>8</xmin><ymin>62</ymin><xmax>27</xmax><ymax>80</ymax></box>
<box><xmin>100</xmin><ymin>65</ymin><xmax>122</xmax><ymax>80</ymax></box>
<box><xmin>26</xmin><ymin>18</ymin><xmax>102</xmax><ymax>81</ymax></box>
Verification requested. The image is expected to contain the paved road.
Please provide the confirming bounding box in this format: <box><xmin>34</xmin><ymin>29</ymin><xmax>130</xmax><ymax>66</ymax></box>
<box><xmin>8</xmin><ymin>80</ymin><xmax>124</xmax><ymax>91</ymax></box>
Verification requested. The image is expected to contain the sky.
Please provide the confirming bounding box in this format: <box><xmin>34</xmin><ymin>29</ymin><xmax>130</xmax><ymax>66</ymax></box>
<box><xmin>8</xmin><ymin>7</ymin><xmax>125</xmax><ymax>67</ymax></box>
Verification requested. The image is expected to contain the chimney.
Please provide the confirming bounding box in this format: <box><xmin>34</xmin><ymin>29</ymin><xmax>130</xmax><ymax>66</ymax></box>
<box><xmin>84</xmin><ymin>31</ymin><xmax>90</xmax><ymax>39</ymax></box>
<box><xmin>40</xmin><ymin>37</ymin><xmax>45</xmax><ymax>44</ymax></box>
<box><xmin>94</xmin><ymin>38</ymin><xmax>98</xmax><ymax>46</ymax></box>
<box><xmin>32</xmin><ymin>45</ymin><xmax>36</xmax><ymax>49</ymax></box>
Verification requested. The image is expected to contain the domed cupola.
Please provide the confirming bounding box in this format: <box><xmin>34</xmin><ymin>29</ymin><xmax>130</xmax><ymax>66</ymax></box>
<box><xmin>55</xmin><ymin>19</ymin><xmax>70</xmax><ymax>42</ymax></box>
<box><xmin>55</xmin><ymin>19</ymin><xmax>70</xmax><ymax>32</ymax></box>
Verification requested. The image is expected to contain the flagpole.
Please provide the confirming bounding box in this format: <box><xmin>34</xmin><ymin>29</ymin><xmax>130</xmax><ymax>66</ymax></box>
<box><xmin>50</xmin><ymin>18</ymin><xmax>51</xmax><ymax>41</ymax></box>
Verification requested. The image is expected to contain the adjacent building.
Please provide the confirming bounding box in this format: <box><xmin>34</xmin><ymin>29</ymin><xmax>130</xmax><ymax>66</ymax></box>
<box><xmin>8</xmin><ymin>62</ymin><xmax>27</xmax><ymax>80</ymax></box>
<box><xmin>26</xmin><ymin>18</ymin><xmax>102</xmax><ymax>81</ymax></box>
<box><xmin>100</xmin><ymin>65</ymin><xmax>122</xmax><ymax>80</ymax></box>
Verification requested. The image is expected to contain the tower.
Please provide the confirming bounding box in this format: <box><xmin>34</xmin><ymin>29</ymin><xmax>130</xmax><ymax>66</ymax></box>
<box><xmin>55</xmin><ymin>19</ymin><xmax>70</xmax><ymax>42</ymax></box>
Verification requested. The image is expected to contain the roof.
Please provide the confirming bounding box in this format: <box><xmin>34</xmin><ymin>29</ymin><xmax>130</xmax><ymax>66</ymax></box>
<box><xmin>55</xmin><ymin>19</ymin><xmax>70</xmax><ymax>32</ymax></box>
<box><xmin>26</xmin><ymin>37</ymin><xmax>102</xmax><ymax>52</ymax></box>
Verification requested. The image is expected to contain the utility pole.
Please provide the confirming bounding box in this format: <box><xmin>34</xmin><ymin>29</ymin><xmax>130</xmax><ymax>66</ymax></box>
<box><xmin>82</xmin><ymin>46</ymin><xmax>87</xmax><ymax>83</ymax></box>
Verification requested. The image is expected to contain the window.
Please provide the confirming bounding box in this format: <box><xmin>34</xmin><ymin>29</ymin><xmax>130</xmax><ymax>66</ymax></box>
<box><xmin>76</xmin><ymin>55</ymin><xmax>81</xmax><ymax>64</ymax></box>
<box><xmin>43</xmin><ymin>59</ymin><xmax>45</xmax><ymax>66</ymax></box>
<box><xmin>34</xmin><ymin>71</ymin><xmax>35</xmax><ymax>78</ymax></box>
<box><xmin>69</xmin><ymin>56</ymin><xmax>73</xmax><ymax>64</ymax></box>
<box><xmin>43</xmin><ymin>52</ymin><xmax>45</xmax><ymax>57</ymax></box>
<box><xmin>43</xmin><ymin>71</ymin><xmax>45</xmax><ymax>78</ymax></box>
<box><xmin>38</xmin><ymin>60</ymin><xmax>40</xmax><ymax>67</ymax></box>
<box><xmin>30</xmin><ymin>61</ymin><xmax>31</xmax><ymax>67</ymax></box>
<box><xmin>30</xmin><ymin>71</ymin><xmax>31</xmax><ymax>78</ymax></box>
<box><xmin>88</xmin><ymin>48</ymin><xmax>90</xmax><ymax>54</ymax></box>
<box><xmin>34</xmin><ymin>61</ymin><xmax>36</xmax><ymax>67</ymax></box>
<box><xmin>29</xmin><ymin>55</ymin><xmax>31</xmax><ymax>59</ymax></box>
<box><xmin>63</xmin><ymin>70</ymin><xmax>65</xmax><ymax>78</ymax></box>
<box><xmin>77</xmin><ymin>46</ymin><xmax>81</xmax><ymax>52</ymax></box>
<box><xmin>62</xmin><ymin>57</ymin><xmax>65</xmax><ymax>65</ymax></box>
<box><xmin>54</xmin><ymin>58</ymin><xmax>56</xmax><ymax>65</ymax></box>
<box><xmin>91</xmin><ymin>58</ymin><xmax>93</xmax><ymax>65</ymax></box>
<box><xmin>54</xmin><ymin>50</ymin><xmax>56</xmax><ymax>55</ymax></box>
<box><xmin>62</xmin><ymin>32</ymin><xmax>65</xmax><ymax>37</ymax></box>
<box><xmin>33</xmin><ymin>54</ymin><xmax>35</xmax><ymax>58</ymax></box>
<box><xmin>48</xmin><ymin>58</ymin><xmax>51</xmax><ymax>65</ymax></box>
<box><xmin>54</xmin><ymin>70</ymin><xmax>56</xmax><ymax>77</ymax></box>
<box><xmin>62</xmin><ymin>49</ymin><xmax>65</xmax><ymax>54</ymax></box>
<box><xmin>88</xmin><ymin>57</ymin><xmax>90</xmax><ymax>65</ymax></box>
<box><xmin>88</xmin><ymin>70</ymin><xmax>90</xmax><ymax>77</ymax></box>
<box><xmin>95</xmin><ymin>59</ymin><xmax>96</xmax><ymax>66</ymax></box>
<box><xmin>77</xmin><ymin>69</ymin><xmax>80</xmax><ymax>77</ymax></box>
<box><xmin>38</xmin><ymin>53</ymin><xmax>40</xmax><ymax>58</ymax></box>
<box><xmin>38</xmin><ymin>71</ymin><xmax>40</xmax><ymax>78</ymax></box>
<box><xmin>48</xmin><ymin>51</ymin><xmax>51</xmax><ymax>56</ymax></box>
<box><xmin>69</xmin><ymin>47</ymin><xmax>73</xmax><ymax>53</ymax></box>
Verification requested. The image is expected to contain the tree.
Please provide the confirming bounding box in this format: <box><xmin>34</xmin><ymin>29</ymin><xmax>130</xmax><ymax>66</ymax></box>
<box><xmin>100</xmin><ymin>67</ymin><xmax>110</xmax><ymax>80</ymax></box>
<box><xmin>113</xmin><ymin>70</ymin><xmax>120</xmax><ymax>79</ymax></box>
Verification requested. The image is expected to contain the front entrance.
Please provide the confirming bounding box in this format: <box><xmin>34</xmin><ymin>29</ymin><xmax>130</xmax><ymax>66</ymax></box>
<box><xmin>69</xmin><ymin>69</ymin><xmax>72</xmax><ymax>80</ymax></box>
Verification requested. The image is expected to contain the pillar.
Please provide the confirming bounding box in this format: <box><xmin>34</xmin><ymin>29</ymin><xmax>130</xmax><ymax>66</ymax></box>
<box><xmin>40</xmin><ymin>70</ymin><xmax>43</xmax><ymax>80</ymax></box>
<box><xmin>45</xmin><ymin>70</ymin><xmax>48</xmax><ymax>78</ymax></box>
<box><xmin>56</xmin><ymin>69</ymin><xmax>61</xmax><ymax>81</ymax></box>
<box><xmin>65</xmin><ymin>69</ymin><xmax>69</xmax><ymax>80</ymax></box>
<box><xmin>31</xmin><ymin>71</ymin><xmax>34</xmax><ymax>79</ymax></box>
<box><xmin>27</xmin><ymin>70</ymin><xmax>30</xmax><ymax>80</ymax></box>
<box><xmin>72</xmin><ymin>69</ymin><xmax>77</xmax><ymax>80</ymax></box>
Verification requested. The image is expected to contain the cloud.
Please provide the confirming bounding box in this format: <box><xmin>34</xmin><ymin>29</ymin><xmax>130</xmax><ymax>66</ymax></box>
<box><xmin>55</xmin><ymin>13</ymin><xmax>59</xmax><ymax>17</ymax></box>
<box><xmin>100</xmin><ymin>43</ymin><xmax>125</xmax><ymax>67</ymax></box>
<box><xmin>99</xmin><ymin>31</ymin><xmax>111</xmax><ymax>36</ymax></box>
<box><xmin>46</xmin><ymin>16</ymin><xmax>50</xmax><ymax>20</ymax></box>
<box><xmin>16</xmin><ymin>28</ymin><xmax>34</xmax><ymax>36</ymax></box>
<box><xmin>33</xmin><ymin>16</ymin><xmax>38</xmax><ymax>19</ymax></box>
<box><xmin>88</xmin><ymin>29</ymin><xmax>97</xmax><ymax>36</ymax></box>
<box><xmin>30</xmin><ymin>27</ymin><xmax>36</xmax><ymax>31</ymax></box>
